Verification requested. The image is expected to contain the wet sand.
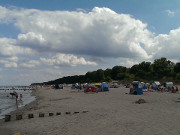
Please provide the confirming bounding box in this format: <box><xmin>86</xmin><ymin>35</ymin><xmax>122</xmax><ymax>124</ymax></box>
<box><xmin>0</xmin><ymin>86</ymin><xmax>180</xmax><ymax>135</ymax></box>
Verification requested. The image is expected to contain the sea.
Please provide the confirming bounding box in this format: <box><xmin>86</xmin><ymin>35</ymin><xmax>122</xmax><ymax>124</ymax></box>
<box><xmin>0</xmin><ymin>86</ymin><xmax>36</xmax><ymax>119</ymax></box>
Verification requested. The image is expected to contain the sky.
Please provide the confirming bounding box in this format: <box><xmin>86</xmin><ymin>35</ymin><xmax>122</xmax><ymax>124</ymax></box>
<box><xmin>1</xmin><ymin>0</ymin><xmax>180</xmax><ymax>86</ymax></box>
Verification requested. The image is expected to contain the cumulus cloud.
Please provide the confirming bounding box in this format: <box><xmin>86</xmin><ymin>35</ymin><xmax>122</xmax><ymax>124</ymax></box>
<box><xmin>0</xmin><ymin>38</ymin><xmax>34</xmax><ymax>57</ymax></box>
<box><xmin>117</xmin><ymin>58</ymin><xmax>140</xmax><ymax>68</ymax></box>
<box><xmin>151</xmin><ymin>27</ymin><xmax>180</xmax><ymax>60</ymax></box>
<box><xmin>0</xmin><ymin>56</ymin><xmax>18</xmax><ymax>68</ymax></box>
<box><xmin>0</xmin><ymin>38</ymin><xmax>19</xmax><ymax>56</ymax></box>
<box><xmin>40</xmin><ymin>53</ymin><xmax>97</xmax><ymax>67</ymax></box>
<box><xmin>165</xmin><ymin>10</ymin><xmax>175</xmax><ymax>17</ymax></box>
<box><xmin>0</xmin><ymin>6</ymin><xmax>153</xmax><ymax>60</ymax></box>
<box><xmin>2</xmin><ymin>6</ymin><xmax>180</xmax><ymax>85</ymax></box>
<box><xmin>0</xmin><ymin>37</ymin><xmax>36</xmax><ymax>69</ymax></box>
<box><xmin>20</xmin><ymin>60</ymin><xmax>40</xmax><ymax>68</ymax></box>
<box><xmin>76</xmin><ymin>8</ymin><xmax>87</xmax><ymax>13</ymax></box>
<box><xmin>0</xmin><ymin>6</ymin><xmax>180</xmax><ymax>63</ymax></box>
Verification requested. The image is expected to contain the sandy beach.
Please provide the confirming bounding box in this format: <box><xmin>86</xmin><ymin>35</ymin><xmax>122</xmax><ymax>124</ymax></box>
<box><xmin>1</xmin><ymin>86</ymin><xmax>180</xmax><ymax>135</ymax></box>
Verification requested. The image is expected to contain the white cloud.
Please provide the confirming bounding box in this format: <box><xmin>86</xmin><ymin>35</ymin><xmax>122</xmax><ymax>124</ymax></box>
<box><xmin>151</xmin><ymin>27</ymin><xmax>180</xmax><ymax>60</ymax></box>
<box><xmin>4</xmin><ymin>62</ymin><xmax>18</xmax><ymax>68</ymax></box>
<box><xmin>20</xmin><ymin>60</ymin><xmax>40</xmax><ymax>68</ymax></box>
<box><xmin>165</xmin><ymin>10</ymin><xmax>175</xmax><ymax>17</ymax></box>
<box><xmin>0</xmin><ymin>56</ymin><xmax>18</xmax><ymax>68</ymax></box>
<box><xmin>0</xmin><ymin>6</ymin><xmax>11</xmax><ymax>23</ymax></box>
<box><xmin>0</xmin><ymin>38</ymin><xmax>34</xmax><ymax>57</ymax></box>
<box><xmin>0</xmin><ymin>6</ymin><xmax>153</xmax><ymax>60</ymax></box>
<box><xmin>0</xmin><ymin>38</ymin><xmax>18</xmax><ymax>56</ymax></box>
<box><xmin>76</xmin><ymin>8</ymin><xmax>87</xmax><ymax>13</ymax></box>
<box><xmin>0</xmin><ymin>37</ymin><xmax>36</xmax><ymax>69</ymax></box>
<box><xmin>2</xmin><ymin>6</ymin><xmax>180</xmax><ymax>85</ymax></box>
<box><xmin>117</xmin><ymin>58</ymin><xmax>140</xmax><ymax>68</ymax></box>
<box><xmin>40</xmin><ymin>53</ymin><xmax>97</xmax><ymax>67</ymax></box>
<box><xmin>18</xmin><ymin>32</ymin><xmax>46</xmax><ymax>50</ymax></box>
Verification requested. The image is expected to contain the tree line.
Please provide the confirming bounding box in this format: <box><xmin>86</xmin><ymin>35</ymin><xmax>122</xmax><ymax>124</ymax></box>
<box><xmin>31</xmin><ymin>57</ymin><xmax>180</xmax><ymax>85</ymax></box>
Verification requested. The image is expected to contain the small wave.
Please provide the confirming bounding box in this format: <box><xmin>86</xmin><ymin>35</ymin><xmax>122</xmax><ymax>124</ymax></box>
<box><xmin>0</xmin><ymin>89</ymin><xmax>35</xmax><ymax>119</ymax></box>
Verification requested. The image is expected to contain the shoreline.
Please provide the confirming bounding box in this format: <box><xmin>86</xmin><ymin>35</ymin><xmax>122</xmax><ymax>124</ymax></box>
<box><xmin>0</xmin><ymin>88</ymin><xmax>39</xmax><ymax>122</ymax></box>
<box><xmin>0</xmin><ymin>88</ymin><xmax>39</xmax><ymax>134</ymax></box>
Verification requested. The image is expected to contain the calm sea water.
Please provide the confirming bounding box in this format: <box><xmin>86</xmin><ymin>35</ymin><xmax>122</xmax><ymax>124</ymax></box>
<box><xmin>0</xmin><ymin>87</ymin><xmax>36</xmax><ymax>119</ymax></box>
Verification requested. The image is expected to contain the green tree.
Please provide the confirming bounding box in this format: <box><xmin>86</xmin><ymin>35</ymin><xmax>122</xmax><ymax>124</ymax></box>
<box><xmin>174</xmin><ymin>62</ymin><xmax>180</xmax><ymax>73</ymax></box>
<box><xmin>96</xmin><ymin>69</ymin><xmax>105</xmax><ymax>82</ymax></box>
<box><xmin>130</xmin><ymin>64</ymin><xmax>139</xmax><ymax>74</ymax></box>
<box><xmin>34</xmin><ymin>57</ymin><xmax>180</xmax><ymax>86</ymax></box>
<box><xmin>105</xmin><ymin>76</ymin><xmax>112</xmax><ymax>82</ymax></box>
<box><xmin>153</xmin><ymin>57</ymin><xmax>174</xmax><ymax>78</ymax></box>
<box><xmin>138</xmin><ymin>61</ymin><xmax>152</xmax><ymax>72</ymax></box>
<box><xmin>111</xmin><ymin>66</ymin><xmax>127</xmax><ymax>80</ymax></box>
<box><xmin>104</xmin><ymin>68</ymin><xmax>112</xmax><ymax>78</ymax></box>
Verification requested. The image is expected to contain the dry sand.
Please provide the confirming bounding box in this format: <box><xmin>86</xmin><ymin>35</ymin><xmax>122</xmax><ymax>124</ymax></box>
<box><xmin>1</xmin><ymin>87</ymin><xmax>180</xmax><ymax>135</ymax></box>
